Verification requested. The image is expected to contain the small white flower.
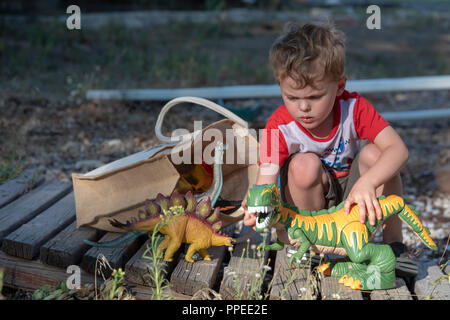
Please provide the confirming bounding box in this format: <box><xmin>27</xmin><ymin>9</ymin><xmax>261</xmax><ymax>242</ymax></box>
<box><xmin>300</xmin><ymin>287</ymin><xmax>307</xmax><ymax>292</ymax></box>
<box><xmin>319</xmin><ymin>253</ymin><xmax>325</xmax><ymax>258</ymax></box>
<box><xmin>262</xmin><ymin>265</ymin><xmax>272</xmax><ymax>271</ymax></box>
<box><xmin>332</xmin><ymin>293</ymin><xmax>341</xmax><ymax>300</ymax></box>
<box><xmin>251</xmin><ymin>244</ymin><xmax>257</xmax><ymax>250</ymax></box>
<box><xmin>255</xmin><ymin>273</ymin><xmax>261</xmax><ymax>278</ymax></box>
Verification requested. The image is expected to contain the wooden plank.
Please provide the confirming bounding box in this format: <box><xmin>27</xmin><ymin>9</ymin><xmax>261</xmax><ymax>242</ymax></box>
<box><xmin>0</xmin><ymin>249</ymin><xmax>189</xmax><ymax>300</ymax></box>
<box><xmin>319</xmin><ymin>254</ymin><xmax>363</xmax><ymax>300</ymax></box>
<box><xmin>0</xmin><ymin>180</ymin><xmax>72</xmax><ymax>242</ymax></box>
<box><xmin>0</xmin><ymin>169</ymin><xmax>45</xmax><ymax>209</ymax></box>
<box><xmin>319</xmin><ymin>276</ymin><xmax>364</xmax><ymax>300</ymax></box>
<box><xmin>40</xmin><ymin>221</ymin><xmax>105</xmax><ymax>269</ymax></box>
<box><xmin>170</xmin><ymin>246</ymin><xmax>227</xmax><ymax>296</ymax></box>
<box><xmin>124</xmin><ymin>239</ymin><xmax>179</xmax><ymax>287</ymax></box>
<box><xmin>219</xmin><ymin>226</ymin><xmax>269</xmax><ymax>300</ymax></box>
<box><xmin>269</xmin><ymin>246</ymin><xmax>316</xmax><ymax>300</ymax></box>
<box><xmin>80</xmin><ymin>232</ymin><xmax>144</xmax><ymax>278</ymax></box>
<box><xmin>414</xmin><ymin>259</ymin><xmax>450</xmax><ymax>300</ymax></box>
<box><xmin>0</xmin><ymin>250</ymin><xmax>97</xmax><ymax>291</ymax></box>
<box><xmin>170</xmin><ymin>224</ymin><xmax>235</xmax><ymax>296</ymax></box>
<box><xmin>370</xmin><ymin>278</ymin><xmax>413</xmax><ymax>300</ymax></box>
<box><xmin>2</xmin><ymin>192</ymin><xmax>76</xmax><ymax>260</ymax></box>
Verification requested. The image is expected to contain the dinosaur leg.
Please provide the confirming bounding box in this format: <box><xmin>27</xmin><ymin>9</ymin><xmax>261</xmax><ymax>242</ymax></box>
<box><xmin>157</xmin><ymin>236</ymin><xmax>171</xmax><ymax>259</ymax></box>
<box><xmin>185</xmin><ymin>243</ymin><xmax>203</xmax><ymax>263</ymax></box>
<box><xmin>334</xmin><ymin>233</ymin><xmax>396</xmax><ymax>290</ymax></box>
<box><xmin>287</xmin><ymin>231</ymin><xmax>311</xmax><ymax>268</ymax></box>
<box><xmin>349</xmin><ymin>244</ymin><xmax>395</xmax><ymax>290</ymax></box>
<box><xmin>198</xmin><ymin>249</ymin><xmax>211</xmax><ymax>261</ymax></box>
<box><xmin>163</xmin><ymin>239</ymin><xmax>182</xmax><ymax>262</ymax></box>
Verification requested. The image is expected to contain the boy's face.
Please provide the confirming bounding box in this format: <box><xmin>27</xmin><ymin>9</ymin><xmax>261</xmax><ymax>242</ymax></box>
<box><xmin>280</xmin><ymin>75</ymin><xmax>346</xmax><ymax>136</ymax></box>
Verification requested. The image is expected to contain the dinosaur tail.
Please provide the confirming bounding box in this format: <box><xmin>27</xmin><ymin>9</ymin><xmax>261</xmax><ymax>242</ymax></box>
<box><xmin>83</xmin><ymin>231</ymin><xmax>147</xmax><ymax>247</ymax></box>
<box><xmin>379</xmin><ymin>195</ymin><xmax>438</xmax><ymax>251</ymax></box>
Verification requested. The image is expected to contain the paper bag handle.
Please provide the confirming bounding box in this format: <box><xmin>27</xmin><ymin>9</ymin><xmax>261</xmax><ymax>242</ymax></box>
<box><xmin>155</xmin><ymin>96</ymin><xmax>248</xmax><ymax>143</ymax></box>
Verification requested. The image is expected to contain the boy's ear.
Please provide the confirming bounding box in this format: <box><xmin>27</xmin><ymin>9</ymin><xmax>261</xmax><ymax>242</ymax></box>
<box><xmin>336</xmin><ymin>76</ymin><xmax>347</xmax><ymax>96</ymax></box>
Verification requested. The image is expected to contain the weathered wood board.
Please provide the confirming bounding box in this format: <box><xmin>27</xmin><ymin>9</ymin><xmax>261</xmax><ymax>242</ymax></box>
<box><xmin>0</xmin><ymin>250</ymin><xmax>96</xmax><ymax>290</ymax></box>
<box><xmin>171</xmin><ymin>245</ymin><xmax>228</xmax><ymax>296</ymax></box>
<box><xmin>124</xmin><ymin>238</ymin><xmax>180</xmax><ymax>288</ymax></box>
<box><xmin>0</xmin><ymin>249</ymin><xmax>173</xmax><ymax>300</ymax></box>
<box><xmin>270</xmin><ymin>246</ymin><xmax>317</xmax><ymax>300</ymax></box>
<box><xmin>40</xmin><ymin>221</ymin><xmax>105</xmax><ymax>269</ymax></box>
<box><xmin>0</xmin><ymin>169</ymin><xmax>44</xmax><ymax>209</ymax></box>
<box><xmin>80</xmin><ymin>232</ymin><xmax>144</xmax><ymax>278</ymax></box>
<box><xmin>370</xmin><ymin>278</ymin><xmax>413</xmax><ymax>300</ymax></box>
<box><xmin>170</xmin><ymin>224</ymin><xmax>235</xmax><ymax>296</ymax></box>
<box><xmin>0</xmin><ymin>180</ymin><xmax>72</xmax><ymax>242</ymax></box>
<box><xmin>2</xmin><ymin>192</ymin><xmax>76</xmax><ymax>259</ymax></box>
<box><xmin>319</xmin><ymin>276</ymin><xmax>364</xmax><ymax>300</ymax></box>
<box><xmin>219</xmin><ymin>226</ymin><xmax>270</xmax><ymax>300</ymax></box>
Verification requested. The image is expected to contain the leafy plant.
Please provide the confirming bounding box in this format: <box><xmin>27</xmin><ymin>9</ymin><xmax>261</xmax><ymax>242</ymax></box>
<box><xmin>141</xmin><ymin>214</ymin><xmax>176</xmax><ymax>300</ymax></box>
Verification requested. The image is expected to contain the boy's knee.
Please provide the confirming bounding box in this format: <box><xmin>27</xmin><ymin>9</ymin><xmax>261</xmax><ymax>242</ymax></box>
<box><xmin>288</xmin><ymin>153</ymin><xmax>323</xmax><ymax>189</ymax></box>
<box><xmin>358</xmin><ymin>143</ymin><xmax>381</xmax><ymax>170</ymax></box>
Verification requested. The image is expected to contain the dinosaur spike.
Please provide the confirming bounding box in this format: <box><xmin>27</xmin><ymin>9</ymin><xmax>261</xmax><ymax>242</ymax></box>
<box><xmin>138</xmin><ymin>210</ymin><xmax>147</xmax><ymax>220</ymax></box>
<box><xmin>145</xmin><ymin>199</ymin><xmax>161</xmax><ymax>216</ymax></box>
<box><xmin>155</xmin><ymin>193</ymin><xmax>169</xmax><ymax>212</ymax></box>
<box><xmin>212</xmin><ymin>221</ymin><xmax>222</xmax><ymax>232</ymax></box>
<box><xmin>206</xmin><ymin>207</ymin><xmax>220</xmax><ymax>224</ymax></box>
<box><xmin>196</xmin><ymin>197</ymin><xmax>212</xmax><ymax>218</ymax></box>
<box><xmin>185</xmin><ymin>191</ymin><xmax>197</xmax><ymax>213</ymax></box>
<box><xmin>169</xmin><ymin>190</ymin><xmax>186</xmax><ymax>208</ymax></box>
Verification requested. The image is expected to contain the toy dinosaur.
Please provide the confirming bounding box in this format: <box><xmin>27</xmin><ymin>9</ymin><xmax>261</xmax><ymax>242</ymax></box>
<box><xmin>109</xmin><ymin>190</ymin><xmax>234</xmax><ymax>262</ymax></box>
<box><xmin>84</xmin><ymin>142</ymin><xmax>234</xmax><ymax>262</ymax></box>
<box><xmin>246</xmin><ymin>183</ymin><xmax>438</xmax><ymax>290</ymax></box>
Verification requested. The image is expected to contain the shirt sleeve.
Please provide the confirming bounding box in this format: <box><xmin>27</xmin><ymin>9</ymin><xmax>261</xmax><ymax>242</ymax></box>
<box><xmin>353</xmin><ymin>95</ymin><xmax>390</xmax><ymax>142</ymax></box>
<box><xmin>258</xmin><ymin>118</ymin><xmax>289</xmax><ymax>167</ymax></box>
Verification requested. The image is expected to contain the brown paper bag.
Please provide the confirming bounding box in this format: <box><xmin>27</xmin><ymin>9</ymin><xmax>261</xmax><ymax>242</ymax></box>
<box><xmin>72</xmin><ymin>97</ymin><xmax>259</xmax><ymax>232</ymax></box>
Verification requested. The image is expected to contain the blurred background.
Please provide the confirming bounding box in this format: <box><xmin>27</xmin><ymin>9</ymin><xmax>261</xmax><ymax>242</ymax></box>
<box><xmin>0</xmin><ymin>1</ymin><xmax>449</xmax><ymax>249</ymax></box>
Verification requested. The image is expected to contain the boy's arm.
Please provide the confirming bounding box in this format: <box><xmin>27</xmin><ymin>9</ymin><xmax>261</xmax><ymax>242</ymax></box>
<box><xmin>242</xmin><ymin>163</ymin><xmax>280</xmax><ymax>227</ymax></box>
<box><xmin>344</xmin><ymin>125</ymin><xmax>409</xmax><ymax>225</ymax></box>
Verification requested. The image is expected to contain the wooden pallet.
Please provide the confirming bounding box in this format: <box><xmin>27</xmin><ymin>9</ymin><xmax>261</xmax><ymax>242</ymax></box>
<box><xmin>0</xmin><ymin>173</ymin><xmax>447</xmax><ymax>300</ymax></box>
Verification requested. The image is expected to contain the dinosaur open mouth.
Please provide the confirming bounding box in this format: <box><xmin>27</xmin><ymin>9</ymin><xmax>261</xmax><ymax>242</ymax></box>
<box><xmin>247</xmin><ymin>206</ymin><xmax>274</xmax><ymax>230</ymax></box>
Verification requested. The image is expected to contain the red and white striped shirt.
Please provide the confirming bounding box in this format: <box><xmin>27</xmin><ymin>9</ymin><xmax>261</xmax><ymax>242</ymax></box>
<box><xmin>259</xmin><ymin>90</ymin><xmax>389</xmax><ymax>178</ymax></box>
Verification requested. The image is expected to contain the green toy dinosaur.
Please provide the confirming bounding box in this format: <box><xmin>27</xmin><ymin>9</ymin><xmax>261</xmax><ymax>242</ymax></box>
<box><xmin>246</xmin><ymin>183</ymin><xmax>438</xmax><ymax>290</ymax></box>
<box><xmin>84</xmin><ymin>142</ymin><xmax>234</xmax><ymax>262</ymax></box>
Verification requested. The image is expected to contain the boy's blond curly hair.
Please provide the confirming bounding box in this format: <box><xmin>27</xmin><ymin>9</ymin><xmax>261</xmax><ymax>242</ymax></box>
<box><xmin>270</xmin><ymin>22</ymin><xmax>346</xmax><ymax>88</ymax></box>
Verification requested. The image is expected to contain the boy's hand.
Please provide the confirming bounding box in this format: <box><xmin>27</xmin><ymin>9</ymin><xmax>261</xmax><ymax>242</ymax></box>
<box><xmin>242</xmin><ymin>197</ymin><xmax>257</xmax><ymax>229</ymax></box>
<box><xmin>344</xmin><ymin>177</ymin><xmax>382</xmax><ymax>226</ymax></box>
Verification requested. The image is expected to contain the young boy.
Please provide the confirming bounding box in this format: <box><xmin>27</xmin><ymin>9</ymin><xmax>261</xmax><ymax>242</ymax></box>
<box><xmin>243</xmin><ymin>22</ymin><xmax>415</xmax><ymax>276</ymax></box>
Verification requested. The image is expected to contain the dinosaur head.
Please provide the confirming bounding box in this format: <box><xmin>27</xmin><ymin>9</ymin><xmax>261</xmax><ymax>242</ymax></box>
<box><xmin>246</xmin><ymin>183</ymin><xmax>281</xmax><ymax>232</ymax></box>
<box><xmin>212</xmin><ymin>233</ymin><xmax>235</xmax><ymax>247</ymax></box>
